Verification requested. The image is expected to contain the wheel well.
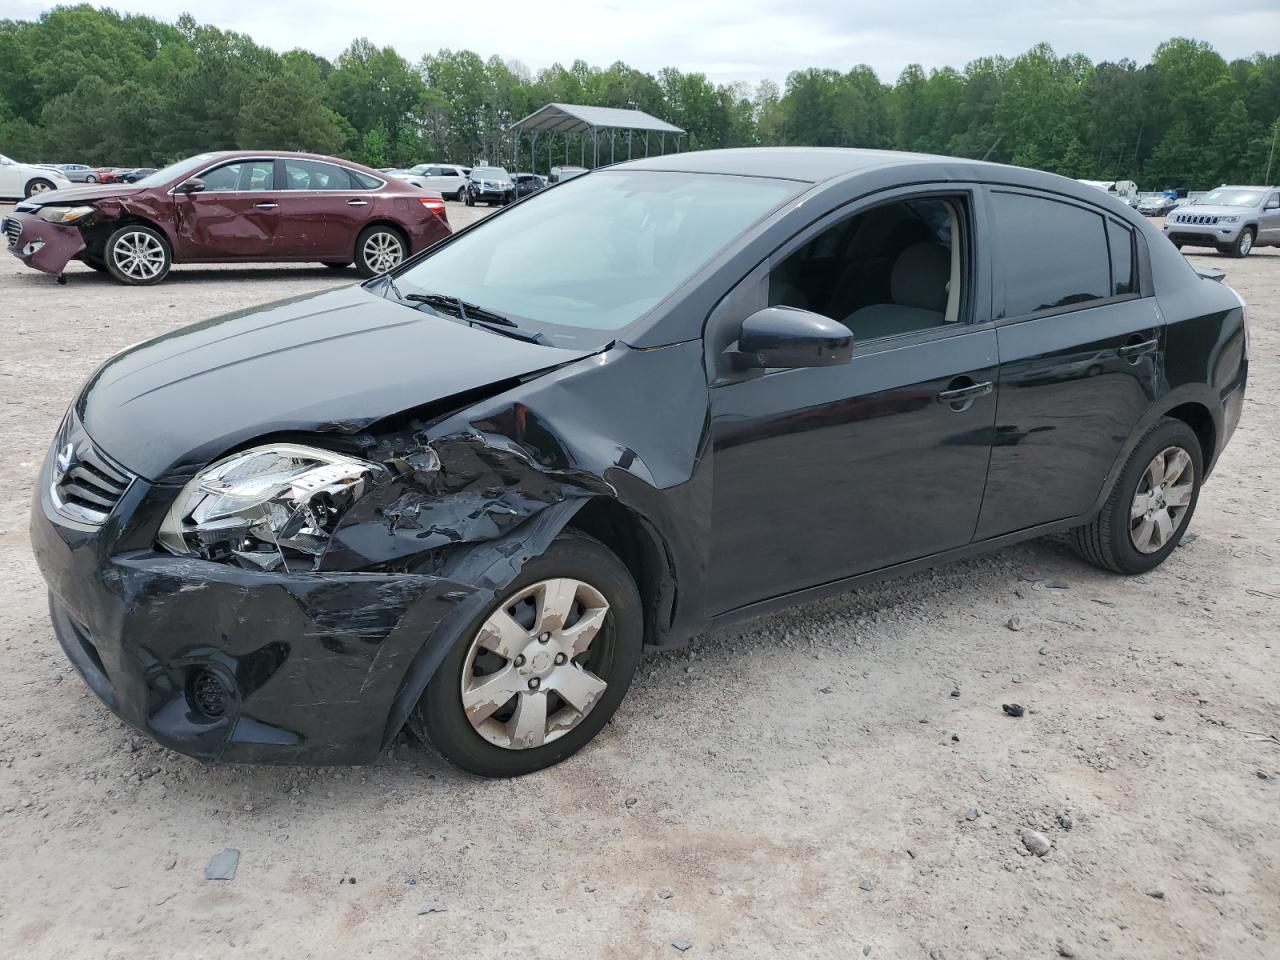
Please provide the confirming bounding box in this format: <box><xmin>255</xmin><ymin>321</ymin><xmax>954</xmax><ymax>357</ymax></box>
<box><xmin>360</xmin><ymin>220</ymin><xmax>409</xmax><ymax>249</ymax></box>
<box><xmin>567</xmin><ymin>498</ymin><xmax>675</xmax><ymax>648</ymax></box>
<box><xmin>85</xmin><ymin>215</ymin><xmax>169</xmax><ymax>257</ymax></box>
<box><xmin>1164</xmin><ymin>402</ymin><xmax>1216</xmax><ymax>466</ymax></box>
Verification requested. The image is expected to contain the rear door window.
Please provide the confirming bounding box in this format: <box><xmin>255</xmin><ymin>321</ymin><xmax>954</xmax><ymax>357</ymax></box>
<box><xmin>1106</xmin><ymin>219</ymin><xmax>1135</xmax><ymax>296</ymax></box>
<box><xmin>991</xmin><ymin>191</ymin><xmax>1111</xmax><ymax>317</ymax></box>
<box><xmin>282</xmin><ymin>159</ymin><xmax>353</xmax><ymax>190</ymax></box>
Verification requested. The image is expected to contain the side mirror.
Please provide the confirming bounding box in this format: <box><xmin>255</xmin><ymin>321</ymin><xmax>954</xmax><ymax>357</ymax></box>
<box><xmin>732</xmin><ymin>306</ymin><xmax>853</xmax><ymax>370</ymax></box>
<box><xmin>177</xmin><ymin>177</ymin><xmax>206</xmax><ymax>195</ymax></box>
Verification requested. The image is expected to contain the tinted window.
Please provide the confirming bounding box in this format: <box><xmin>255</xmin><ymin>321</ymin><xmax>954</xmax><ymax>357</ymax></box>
<box><xmin>283</xmin><ymin>159</ymin><xmax>353</xmax><ymax>190</ymax></box>
<box><xmin>992</xmin><ymin>192</ymin><xmax>1109</xmax><ymax>316</ymax></box>
<box><xmin>1107</xmin><ymin>219</ymin><xmax>1135</xmax><ymax>296</ymax></box>
<box><xmin>201</xmin><ymin>160</ymin><xmax>273</xmax><ymax>191</ymax></box>
<box><xmin>768</xmin><ymin>196</ymin><xmax>966</xmax><ymax>341</ymax></box>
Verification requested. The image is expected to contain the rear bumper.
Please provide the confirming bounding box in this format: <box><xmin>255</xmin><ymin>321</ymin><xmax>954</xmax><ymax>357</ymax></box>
<box><xmin>3</xmin><ymin>211</ymin><xmax>86</xmax><ymax>275</ymax></box>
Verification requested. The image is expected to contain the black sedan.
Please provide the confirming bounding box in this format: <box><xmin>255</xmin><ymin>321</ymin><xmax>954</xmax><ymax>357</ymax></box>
<box><xmin>31</xmin><ymin>148</ymin><xmax>1248</xmax><ymax>777</ymax></box>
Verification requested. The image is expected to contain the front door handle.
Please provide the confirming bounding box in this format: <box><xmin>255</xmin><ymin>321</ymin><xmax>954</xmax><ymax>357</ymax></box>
<box><xmin>1118</xmin><ymin>337</ymin><xmax>1158</xmax><ymax>360</ymax></box>
<box><xmin>937</xmin><ymin>380</ymin><xmax>993</xmax><ymax>404</ymax></box>
<box><xmin>347</xmin><ymin>199</ymin><xmax>369</xmax><ymax>206</ymax></box>
<box><xmin>253</xmin><ymin>202</ymin><xmax>278</xmax><ymax>209</ymax></box>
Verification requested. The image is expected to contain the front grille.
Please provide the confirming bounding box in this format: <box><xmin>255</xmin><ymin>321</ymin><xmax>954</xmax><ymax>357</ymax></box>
<box><xmin>1177</xmin><ymin>213</ymin><xmax>1220</xmax><ymax>225</ymax></box>
<box><xmin>4</xmin><ymin>218</ymin><xmax>20</xmax><ymax>247</ymax></box>
<box><xmin>50</xmin><ymin>416</ymin><xmax>134</xmax><ymax>525</ymax></box>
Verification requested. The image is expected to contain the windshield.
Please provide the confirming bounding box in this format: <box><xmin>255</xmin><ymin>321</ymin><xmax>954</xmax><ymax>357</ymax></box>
<box><xmin>395</xmin><ymin>170</ymin><xmax>799</xmax><ymax>346</ymax></box>
<box><xmin>132</xmin><ymin>153</ymin><xmax>221</xmax><ymax>189</ymax></box>
<box><xmin>407</xmin><ymin>164</ymin><xmax>430</xmax><ymax>175</ymax></box>
<box><xmin>472</xmin><ymin>167</ymin><xmax>510</xmax><ymax>181</ymax></box>
<box><xmin>1196</xmin><ymin>188</ymin><xmax>1265</xmax><ymax>208</ymax></box>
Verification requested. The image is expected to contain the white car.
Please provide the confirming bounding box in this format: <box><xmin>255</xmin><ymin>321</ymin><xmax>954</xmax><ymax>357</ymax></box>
<box><xmin>391</xmin><ymin>163</ymin><xmax>470</xmax><ymax>200</ymax></box>
<box><xmin>0</xmin><ymin>153</ymin><xmax>70</xmax><ymax>199</ymax></box>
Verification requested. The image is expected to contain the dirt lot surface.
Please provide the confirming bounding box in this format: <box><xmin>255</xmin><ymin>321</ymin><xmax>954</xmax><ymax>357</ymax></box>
<box><xmin>0</xmin><ymin>206</ymin><xmax>1277</xmax><ymax>960</ymax></box>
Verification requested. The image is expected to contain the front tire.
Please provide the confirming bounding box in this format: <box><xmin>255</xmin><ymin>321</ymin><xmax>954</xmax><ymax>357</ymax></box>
<box><xmin>464</xmin><ymin>188</ymin><xmax>474</xmax><ymax>206</ymax></box>
<box><xmin>1227</xmin><ymin>228</ymin><xmax>1254</xmax><ymax>258</ymax></box>
<box><xmin>354</xmin><ymin>225</ymin><xmax>407</xmax><ymax>277</ymax></box>
<box><xmin>104</xmin><ymin>224</ymin><xmax>171</xmax><ymax>285</ymax></box>
<box><xmin>25</xmin><ymin>178</ymin><xmax>55</xmax><ymax>197</ymax></box>
<box><xmin>1070</xmin><ymin>418</ymin><xmax>1202</xmax><ymax>574</ymax></box>
<box><xmin>412</xmin><ymin>530</ymin><xmax>643</xmax><ymax>777</ymax></box>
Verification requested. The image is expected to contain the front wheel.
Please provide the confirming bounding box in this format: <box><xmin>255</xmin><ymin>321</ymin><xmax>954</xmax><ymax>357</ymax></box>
<box><xmin>463</xmin><ymin>189</ymin><xmax>474</xmax><ymax>207</ymax></box>
<box><xmin>1070</xmin><ymin>418</ymin><xmax>1202</xmax><ymax>574</ymax></box>
<box><xmin>354</xmin><ymin>225</ymin><xmax>407</xmax><ymax>277</ymax></box>
<box><xmin>104</xmin><ymin>224</ymin><xmax>171</xmax><ymax>285</ymax></box>
<box><xmin>1228</xmin><ymin>228</ymin><xmax>1254</xmax><ymax>258</ymax></box>
<box><xmin>412</xmin><ymin>530</ymin><xmax>642</xmax><ymax>777</ymax></box>
<box><xmin>24</xmin><ymin>178</ymin><xmax>55</xmax><ymax>197</ymax></box>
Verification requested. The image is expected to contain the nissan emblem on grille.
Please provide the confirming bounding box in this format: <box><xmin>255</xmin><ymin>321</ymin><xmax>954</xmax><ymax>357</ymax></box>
<box><xmin>49</xmin><ymin>418</ymin><xmax>134</xmax><ymax>525</ymax></box>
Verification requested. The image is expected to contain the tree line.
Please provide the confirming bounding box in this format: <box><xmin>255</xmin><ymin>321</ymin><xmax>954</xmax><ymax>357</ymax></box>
<box><xmin>1</xmin><ymin>5</ymin><xmax>1277</xmax><ymax>189</ymax></box>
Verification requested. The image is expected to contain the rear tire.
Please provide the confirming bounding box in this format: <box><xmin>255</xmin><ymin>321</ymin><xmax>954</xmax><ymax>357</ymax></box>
<box><xmin>1070</xmin><ymin>418</ymin><xmax>1202</xmax><ymax>575</ymax></box>
<box><xmin>104</xmin><ymin>224</ymin><xmax>171</xmax><ymax>285</ymax></box>
<box><xmin>412</xmin><ymin>529</ymin><xmax>642</xmax><ymax>777</ymax></box>
<box><xmin>354</xmin><ymin>225</ymin><xmax>407</xmax><ymax>277</ymax></box>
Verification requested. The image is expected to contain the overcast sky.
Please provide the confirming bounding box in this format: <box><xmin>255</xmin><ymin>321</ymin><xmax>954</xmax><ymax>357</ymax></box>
<box><xmin>14</xmin><ymin>0</ymin><xmax>1280</xmax><ymax>87</ymax></box>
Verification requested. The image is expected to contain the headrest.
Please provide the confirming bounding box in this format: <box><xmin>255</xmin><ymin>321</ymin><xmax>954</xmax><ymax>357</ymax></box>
<box><xmin>890</xmin><ymin>242</ymin><xmax>950</xmax><ymax>312</ymax></box>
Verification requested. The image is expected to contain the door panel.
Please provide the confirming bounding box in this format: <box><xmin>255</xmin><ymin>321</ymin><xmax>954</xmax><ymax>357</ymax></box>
<box><xmin>1260</xmin><ymin>192</ymin><xmax>1280</xmax><ymax>243</ymax></box>
<box><xmin>273</xmin><ymin>158</ymin><xmax>371</xmax><ymax>260</ymax></box>
<box><xmin>174</xmin><ymin>194</ymin><xmax>279</xmax><ymax>259</ymax></box>
<box><xmin>975</xmin><ymin>297</ymin><xmax>1162</xmax><ymax>539</ymax></box>
<box><xmin>707</xmin><ymin>329</ymin><xmax>999</xmax><ymax>614</ymax></box>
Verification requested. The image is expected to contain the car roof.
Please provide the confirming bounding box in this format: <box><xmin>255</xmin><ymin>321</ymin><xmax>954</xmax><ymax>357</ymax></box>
<box><xmin>197</xmin><ymin>149</ymin><xmax>385</xmax><ymax>174</ymax></box>
<box><xmin>615</xmin><ymin>147</ymin><xmax>1006</xmax><ymax>183</ymax></box>
<box><xmin>1216</xmin><ymin>184</ymin><xmax>1275</xmax><ymax>191</ymax></box>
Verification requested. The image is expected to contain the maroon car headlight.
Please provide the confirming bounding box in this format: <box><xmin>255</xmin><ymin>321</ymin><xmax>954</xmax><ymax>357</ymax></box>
<box><xmin>157</xmin><ymin>444</ymin><xmax>388</xmax><ymax>572</ymax></box>
<box><xmin>38</xmin><ymin>205</ymin><xmax>96</xmax><ymax>224</ymax></box>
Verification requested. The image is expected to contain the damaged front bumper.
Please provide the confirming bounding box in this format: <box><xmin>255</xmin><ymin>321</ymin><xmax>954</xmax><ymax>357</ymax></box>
<box><xmin>3</xmin><ymin>210</ymin><xmax>86</xmax><ymax>275</ymax></box>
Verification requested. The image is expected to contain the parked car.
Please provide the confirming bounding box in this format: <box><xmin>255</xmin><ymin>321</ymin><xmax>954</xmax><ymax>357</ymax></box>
<box><xmin>114</xmin><ymin>168</ymin><xmax>157</xmax><ymax>183</ymax></box>
<box><xmin>462</xmin><ymin>166</ymin><xmax>516</xmax><ymax>206</ymax></box>
<box><xmin>95</xmin><ymin>168</ymin><xmax>128</xmax><ymax>184</ymax></box>
<box><xmin>1138</xmin><ymin>194</ymin><xmax>1179</xmax><ymax>217</ymax></box>
<box><xmin>0</xmin><ymin>153</ymin><xmax>70</xmax><ymax>198</ymax></box>
<box><xmin>513</xmin><ymin>172</ymin><xmax>546</xmax><ymax>198</ymax></box>
<box><xmin>550</xmin><ymin>165</ymin><xmax>588</xmax><ymax>183</ymax></box>
<box><xmin>29</xmin><ymin>147</ymin><xmax>1247</xmax><ymax>777</ymax></box>
<box><xmin>1162</xmin><ymin>185</ymin><xmax>1280</xmax><ymax>257</ymax></box>
<box><xmin>3</xmin><ymin>150</ymin><xmax>451</xmax><ymax>283</ymax></box>
<box><xmin>391</xmin><ymin>163</ymin><xmax>470</xmax><ymax>200</ymax></box>
<box><xmin>52</xmin><ymin>163</ymin><xmax>100</xmax><ymax>183</ymax></box>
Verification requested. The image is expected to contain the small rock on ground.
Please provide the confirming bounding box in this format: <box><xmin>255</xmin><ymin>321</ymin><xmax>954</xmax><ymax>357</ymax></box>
<box><xmin>1021</xmin><ymin>829</ymin><xmax>1052</xmax><ymax>857</ymax></box>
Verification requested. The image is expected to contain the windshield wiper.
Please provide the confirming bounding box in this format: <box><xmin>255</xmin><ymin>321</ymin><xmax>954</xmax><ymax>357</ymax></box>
<box><xmin>404</xmin><ymin>292</ymin><xmax>550</xmax><ymax>344</ymax></box>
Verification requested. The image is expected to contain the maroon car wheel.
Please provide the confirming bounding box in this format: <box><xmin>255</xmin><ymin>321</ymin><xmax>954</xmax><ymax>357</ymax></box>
<box><xmin>354</xmin><ymin>226</ymin><xmax>407</xmax><ymax>278</ymax></box>
<box><xmin>104</xmin><ymin>224</ymin><xmax>172</xmax><ymax>285</ymax></box>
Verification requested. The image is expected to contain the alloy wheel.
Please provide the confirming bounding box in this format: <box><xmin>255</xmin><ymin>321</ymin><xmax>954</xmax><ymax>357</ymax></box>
<box><xmin>1239</xmin><ymin>231</ymin><xmax>1253</xmax><ymax>255</ymax></box>
<box><xmin>111</xmin><ymin>231</ymin><xmax>166</xmax><ymax>281</ymax></box>
<box><xmin>460</xmin><ymin>577</ymin><xmax>611</xmax><ymax>750</ymax></box>
<box><xmin>362</xmin><ymin>231</ymin><xmax>403</xmax><ymax>273</ymax></box>
<box><xmin>1129</xmin><ymin>445</ymin><xmax>1194</xmax><ymax>553</ymax></box>
<box><xmin>28</xmin><ymin>180</ymin><xmax>53</xmax><ymax>194</ymax></box>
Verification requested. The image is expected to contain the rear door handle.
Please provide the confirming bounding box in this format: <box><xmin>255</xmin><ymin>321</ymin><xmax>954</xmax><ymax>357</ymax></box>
<box><xmin>347</xmin><ymin>199</ymin><xmax>368</xmax><ymax>206</ymax></box>
<box><xmin>1118</xmin><ymin>337</ymin><xmax>1158</xmax><ymax>359</ymax></box>
<box><xmin>253</xmin><ymin>202</ymin><xmax>278</xmax><ymax>209</ymax></box>
<box><xmin>937</xmin><ymin>381</ymin><xmax>993</xmax><ymax>403</ymax></box>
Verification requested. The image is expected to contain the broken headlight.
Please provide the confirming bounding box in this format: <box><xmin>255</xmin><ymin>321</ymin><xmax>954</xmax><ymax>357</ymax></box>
<box><xmin>157</xmin><ymin>444</ymin><xmax>385</xmax><ymax>571</ymax></box>
<box><xmin>38</xmin><ymin>205</ymin><xmax>96</xmax><ymax>224</ymax></box>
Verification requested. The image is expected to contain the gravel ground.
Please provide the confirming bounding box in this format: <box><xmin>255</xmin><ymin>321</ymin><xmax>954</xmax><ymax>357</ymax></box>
<box><xmin>0</xmin><ymin>207</ymin><xmax>1277</xmax><ymax>960</ymax></box>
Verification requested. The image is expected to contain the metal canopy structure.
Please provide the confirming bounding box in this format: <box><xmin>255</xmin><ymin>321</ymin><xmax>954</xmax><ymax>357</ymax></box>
<box><xmin>510</xmin><ymin>102</ymin><xmax>685</xmax><ymax>172</ymax></box>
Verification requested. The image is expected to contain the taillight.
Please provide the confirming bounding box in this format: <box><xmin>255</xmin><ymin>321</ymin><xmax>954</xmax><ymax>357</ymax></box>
<box><xmin>418</xmin><ymin>197</ymin><xmax>448</xmax><ymax>222</ymax></box>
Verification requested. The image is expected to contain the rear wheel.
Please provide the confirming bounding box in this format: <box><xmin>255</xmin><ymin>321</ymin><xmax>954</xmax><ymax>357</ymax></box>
<box><xmin>104</xmin><ymin>224</ymin><xmax>171</xmax><ymax>285</ymax></box>
<box><xmin>24</xmin><ymin>178</ymin><xmax>55</xmax><ymax>197</ymax></box>
<box><xmin>412</xmin><ymin>530</ymin><xmax>642</xmax><ymax>777</ymax></box>
<box><xmin>354</xmin><ymin>225</ymin><xmax>406</xmax><ymax>277</ymax></box>
<box><xmin>85</xmin><ymin>174</ymin><xmax>98</xmax><ymax>183</ymax></box>
<box><xmin>1070</xmin><ymin>418</ymin><xmax>1202</xmax><ymax>574</ymax></box>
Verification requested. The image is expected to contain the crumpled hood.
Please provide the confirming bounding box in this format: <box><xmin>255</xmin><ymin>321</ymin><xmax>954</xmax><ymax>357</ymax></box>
<box><xmin>19</xmin><ymin>183</ymin><xmax>144</xmax><ymax>208</ymax></box>
<box><xmin>78</xmin><ymin>284</ymin><xmax>589</xmax><ymax>480</ymax></box>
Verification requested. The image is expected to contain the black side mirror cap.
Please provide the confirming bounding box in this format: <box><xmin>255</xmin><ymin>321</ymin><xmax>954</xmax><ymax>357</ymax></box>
<box><xmin>730</xmin><ymin>306</ymin><xmax>853</xmax><ymax>370</ymax></box>
<box><xmin>177</xmin><ymin>177</ymin><xmax>206</xmax><ymax>194</ymax></box>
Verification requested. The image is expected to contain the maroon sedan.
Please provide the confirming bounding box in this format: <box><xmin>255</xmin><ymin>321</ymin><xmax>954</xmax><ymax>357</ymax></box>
<box><xmin>3</xmin><ymin>150</ymin><xmax>451</xmax><ymax>284</ymax></box>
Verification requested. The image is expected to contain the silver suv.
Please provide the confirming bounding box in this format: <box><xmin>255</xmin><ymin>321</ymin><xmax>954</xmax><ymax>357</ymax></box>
<box><xmin>1162</xmin><ymin>185</ymin><xmax>1280</xmax><ymax>257</ymax></box>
